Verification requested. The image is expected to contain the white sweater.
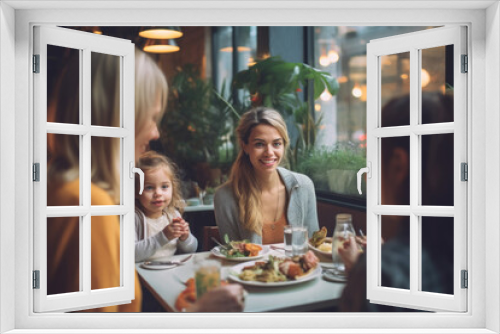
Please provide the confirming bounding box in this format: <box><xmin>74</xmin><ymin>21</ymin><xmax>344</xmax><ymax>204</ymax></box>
<box><xmin>134</xmin><ymin>208</ymin><xmax>198</xmax><ymax>262</ymax></box>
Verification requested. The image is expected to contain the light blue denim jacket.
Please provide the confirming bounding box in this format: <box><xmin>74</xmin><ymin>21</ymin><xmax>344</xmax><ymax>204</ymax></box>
<box><xmin>214</xmin><ymin>167</ymin><xmax>319</xmax><ymax>243</ymax></box>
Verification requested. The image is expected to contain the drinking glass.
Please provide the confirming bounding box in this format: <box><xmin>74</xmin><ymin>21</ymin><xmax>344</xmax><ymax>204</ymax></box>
<box><xmin>331</xmin><ymin>213</ymin><xmax>356</xmax><ymax>277</ymax></box>
<box><xmin>284</xmin><ymin>225</ymin><xmax>308</xmax><ymax>257</ymax></box>
<box><xmin>292</xmin><ymin>226</ymin><xmax>308</xmax><ymax>256</ymax></box>
<box><xmin>194</xmin><ymin>258</ymin><xmax>220</xmax><ymax>298</ymax></box>
<box><xmin>283</xmin><ymin>225</ymin><xmax>293</xmax><ymax>257</ymax></box>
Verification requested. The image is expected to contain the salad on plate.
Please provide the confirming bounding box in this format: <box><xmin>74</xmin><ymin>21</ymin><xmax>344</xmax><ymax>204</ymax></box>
<box><xmin>217</xmin><ymin>234</ymin><xmax>263</xmax><ymax>258</ymax></box>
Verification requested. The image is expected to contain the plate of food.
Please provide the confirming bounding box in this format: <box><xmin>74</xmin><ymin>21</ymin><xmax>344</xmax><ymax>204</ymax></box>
<box><xmin>308</xmin><ymin>227</ymin><xmax>333</xmax><ymax>257</ymax></box>
<box><xmin>211</xmin><ymin>234</ymin><xmax>269</xmax><ymax>261</ymax></box>
<box><xmin>174</xmin><ymin>278</ymin><xmax>229</xmax><ymax>312</ymax></box>
<box><xmin>227</xmin><ymin>251</ymin><xmax>321</xmax><ymax>287</ymax></box>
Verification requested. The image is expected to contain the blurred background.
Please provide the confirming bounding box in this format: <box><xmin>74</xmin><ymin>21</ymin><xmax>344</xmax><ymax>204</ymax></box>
<box><xmin>47</xmin><ymin>26</ymin><xmax>451</xmax><ymax>247</ymax></box>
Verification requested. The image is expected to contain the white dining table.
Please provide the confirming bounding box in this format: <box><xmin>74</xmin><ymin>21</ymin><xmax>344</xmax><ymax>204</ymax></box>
<box><xmin>135</xmin><ymin>245</ymin><xmax>347</xmax><ymax>312</ymax></box>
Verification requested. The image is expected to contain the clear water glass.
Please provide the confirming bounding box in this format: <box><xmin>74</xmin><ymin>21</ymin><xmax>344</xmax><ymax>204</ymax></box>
<box><xmin>283</xmin><ymin>225</ymin><xmax>308</xmax><ymax>257</ymax></box>
<box><xmin>283</xmin><ymin>225</ymin><xmax>293</xmax><ymax>257</ymax></box>
<box><xmin>331</xmin><ymin>213</ymin><xmax>356</xmax><ymax>277</ymax></box>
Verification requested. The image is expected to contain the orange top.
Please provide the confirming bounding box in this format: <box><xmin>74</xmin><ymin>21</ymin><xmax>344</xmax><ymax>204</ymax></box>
<box><xmin>262</xmin><ymin>213</ymin><xmax>288</xmax><ymax>245</ymax></box>
<box><xmin>47</xmin><ymin>179</ymin><xmax>142</xmax><ymax>312</ymax></box>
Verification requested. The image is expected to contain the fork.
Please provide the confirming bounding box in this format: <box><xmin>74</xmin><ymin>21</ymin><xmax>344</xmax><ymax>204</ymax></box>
<box><xmin>211</xmin><ymin>237</ymin><xmax>228</xmax><ymax>250</ymax></box>
<box><xmin>143</xmin><ymin>254</ymin><xmax>193</xmax><ymax>266</ymax></box>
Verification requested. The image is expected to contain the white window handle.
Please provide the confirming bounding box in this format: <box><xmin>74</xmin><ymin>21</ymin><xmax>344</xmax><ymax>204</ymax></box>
<box><xmin>130</xmin><ymin>162</ymin><xmax>144</xmax><ymax>195</ymax></box>
<box><xmin>357</xmin><ymin>162</ymin><xmax>371</xmax><ymax>195</ymax></box>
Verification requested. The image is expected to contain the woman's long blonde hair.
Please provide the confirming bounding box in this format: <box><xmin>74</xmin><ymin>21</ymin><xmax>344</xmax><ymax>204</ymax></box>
<box><xmin>48</xmin><ymin>48</ymin><xmax>168</xmax><ymax>204</ymax></box>
<box><xmin>229</xmin><ymin>107</ymin><xmax>290</xmax><ymax>235</ymax></box>
<box><xmin>135</xmin><ymin>151</ymin><xmax>185</xmax><ymax>215</ymax></box>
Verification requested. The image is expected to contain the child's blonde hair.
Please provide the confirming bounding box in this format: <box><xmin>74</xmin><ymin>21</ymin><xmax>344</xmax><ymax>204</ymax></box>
<box><xmin>135</xmin><ymin>151</ymin><xmax>185</xmax><ymax>215</ymax></box>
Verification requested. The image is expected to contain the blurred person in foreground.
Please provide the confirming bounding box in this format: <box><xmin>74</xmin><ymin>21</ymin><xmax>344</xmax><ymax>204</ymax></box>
<box><xmin>47</xmin><ymin>48</ymin><xmax>244</xmax><ymax>312</ymax></box>
<box><xmin>338</xmin><ymin>92</ymin><xmax>454</xmax><ymax>312</ymax></box>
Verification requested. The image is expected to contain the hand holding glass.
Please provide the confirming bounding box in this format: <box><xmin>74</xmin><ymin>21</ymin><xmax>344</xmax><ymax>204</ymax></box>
<box><xmin>194</xmin><ymin>258</ymin><xmax>220</xmax><ymax>298</ymax></box>
<box><xmin>331</xmin><ymin>214</ymin><xmax>356</xmax><ymax>277</ymax></box>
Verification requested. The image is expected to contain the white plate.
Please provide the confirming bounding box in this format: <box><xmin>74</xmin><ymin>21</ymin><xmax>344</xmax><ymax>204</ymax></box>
<box><xmin>141</xmin><ymin>263</ymin><xmax>177</xmax><ymax>270</ymax></box>
<box><xmin>211</xmin><ymin>245</ymin><xmax>270</xmax><ymax>262</ymax></box>
<box><xmin>308</xmin><ymin>237</ymin><xmax>333</xmax><ymax>256</ymax></box>
<box><xmin>227</xmin><ymin>260</ymin><xmax>322</xmax><ymax>287</ymax></box>
<box><xmin>322</xmin><ymin>269</ymin><xmax>347</xmax><ymax>282</ymax></box>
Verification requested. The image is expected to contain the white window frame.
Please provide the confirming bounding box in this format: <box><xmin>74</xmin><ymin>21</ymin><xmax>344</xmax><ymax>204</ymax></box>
<box><xmin>33</xmin><ymin>25</ymin><xmax>136</xmax><ymax>313</ymax></box>
<box><xmin>366</xmin><ymin>26</ymin><xmax>467</xmax><ymax>312</ymax></box>
<box><xmin>1</xmin><ymin>1</ymin><xmax>498</xmax><ymax>333</ymax></box>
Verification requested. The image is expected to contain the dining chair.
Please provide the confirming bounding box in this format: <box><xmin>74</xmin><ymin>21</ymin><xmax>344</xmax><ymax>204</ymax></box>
<box><xmin>202</xmin><ymin>226</ymin><xmax>221</xmax><ymax>251</ymax></box>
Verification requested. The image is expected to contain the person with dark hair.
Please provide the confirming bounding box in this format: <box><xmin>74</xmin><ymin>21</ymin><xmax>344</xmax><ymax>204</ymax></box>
<box><xmin>338</xmin><ymin>92</ymin><xmax>455</xmax><ymax>312</ymax></box>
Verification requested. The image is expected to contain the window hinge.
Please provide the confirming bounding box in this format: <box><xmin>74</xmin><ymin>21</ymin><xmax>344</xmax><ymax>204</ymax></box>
<box><xmin>33</xmin><ymin>270</ymin><xmax>40</xmax><ymax>289</ymax></box>
<box><xmin>461</xmin><ymin>163</ymin><xmax>468</xmax><ymax>181</ymax></box>
<box><xmin>461</xmin><ymin>54</ymin><xmax>468</xmax><ymax>73</ymax></box>
<box><xmin>461</xmin><ymin>270</ymin><xmax>468</xmax><ymax>289</ymax></box>
<box><xmin>33</xmin><ymin>163</ymin><xmax>40</xmax><ymax>182</ymax></box>
<box><xmin>33</xmin><ymin>54</ymin><xmax>40</xmax><ymax>73</ymax></box>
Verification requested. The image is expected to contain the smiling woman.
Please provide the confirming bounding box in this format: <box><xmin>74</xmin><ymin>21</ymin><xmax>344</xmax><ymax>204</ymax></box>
<box><xmin>214</xmin><ymin>107</ymin><xmax>319</xmax><ymax>244</ymax></box>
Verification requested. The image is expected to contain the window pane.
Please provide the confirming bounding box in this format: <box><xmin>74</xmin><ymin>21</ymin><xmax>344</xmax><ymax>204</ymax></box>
<box><xmin>47</xmin><ymin>134</ymin><xmax>80</xmax><ymax>206</ymax></box>
<box><xmin>47</xmin><ymin>45</ymin><xmax>80</xmax><ymax>124</ymax></box>
<box><xmin>381</xmin><ymin>52</ymin><xmax>410</xmax><ymax>127</ymax></box>
<box><xmin>91</xmin><ymin>137</ymin><xmax>121</xmax><ymax>205</ymax></box>
<box><xmin>91</xmin><ymin>215</ymin><xmax>121</xmax><ymax>290</ymax></box>
<box><xmin>47</xmin><ymin>217</ymin><xmax>80</xmax><ymax>295</ymax></box>
<box><xmin>311</xmin><ymin>27</ymin><xmax>430</xmax><ymax>199</ymax></box>
<box><xmin>421</xmin><ymin>216</ymin><xmax>454</xmax><ymax>294</ymax></box>
<box><xmin>421</xmin><ymin>45</ymin><xmax>454</xmax><ymax>124</ymax></box>
<box><xmin>91</xmin><ymin>52</ymin><xmax>121</xmax><ymax>127</ymax></box>
<box><xmin>381</xmin><ymin>215</ymin><xmax>410</xmax><ymax>290</ymax></box>
<box><xmin>381</xmin><ymin>136</ymin><xmax>410</xmax><ymax>206</ymax></box>
<box><xmin>421</xmin><ymin>134</ymin><xmax>454</xmax><ymax>206</ymax></box>
<box><xmin>235</xmin><ymin>26</ymin><xmax>257</xmax><ymax>71</ymax></box>
<box><xmin>213</xmin><ymin>27</ymin><xmax>233</xmax><ymax>96</ymax></box>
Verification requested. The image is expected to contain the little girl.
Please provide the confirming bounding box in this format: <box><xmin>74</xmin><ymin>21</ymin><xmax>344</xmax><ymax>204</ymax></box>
<box><xmin>135</xmin><ymin>151</ymin><xmax>198</xmax><ymax>262</ymax></box>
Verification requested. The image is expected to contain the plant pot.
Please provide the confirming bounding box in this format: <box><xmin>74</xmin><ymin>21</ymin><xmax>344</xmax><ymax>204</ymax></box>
<box><xmin>326</xmin><ymin>169</ymin><xmax>364</xmax><ymax>196</ymax></box>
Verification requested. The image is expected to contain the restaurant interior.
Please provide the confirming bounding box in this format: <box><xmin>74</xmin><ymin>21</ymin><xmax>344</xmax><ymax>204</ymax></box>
<box><xmin>46</xmin><ymin>25</ymin><xmax>453</xmax><ymax>313</ymax></box>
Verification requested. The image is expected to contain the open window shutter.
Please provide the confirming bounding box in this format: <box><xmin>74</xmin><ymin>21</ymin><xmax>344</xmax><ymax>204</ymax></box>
<box><xmin>366</xmin><ymin>26</ymin><xmax>467</xmax><ymax>312</ymax></box>
<box><xmin>33</xmin><ymin>26</ymin><xmax>135</xmax><ymax>312</ymax></box>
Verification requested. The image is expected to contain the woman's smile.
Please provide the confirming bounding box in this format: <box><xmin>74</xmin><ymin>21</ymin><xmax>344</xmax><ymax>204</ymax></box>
<box><xmin>243</xmin><ymin>124</ymin><xmax>284</xmax><ymax>175</ymax></box>
<box><xmin>260</xmin><ymin>158</ymin><xmax>278</xmax><ymax>167</ymax></box>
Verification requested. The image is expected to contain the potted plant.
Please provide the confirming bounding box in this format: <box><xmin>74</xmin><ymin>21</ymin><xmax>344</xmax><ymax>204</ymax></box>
<box><xmin>216</xmin><ymin>56</ymin><xmax>339</xmax><ymax>171</ymax></box>
<box><xmin>160</xmin><ymin>64</ymin><xmax>231</xmax><ymax>188</ymax></box>
<box><xmin>295</xmin><ymin>145</ymin><xmax>366</xmax><ymax>196</ymax></box>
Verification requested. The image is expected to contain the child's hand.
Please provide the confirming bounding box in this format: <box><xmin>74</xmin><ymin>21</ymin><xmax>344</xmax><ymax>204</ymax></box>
<box><xmin>162</xmin><ymin>219</ymin><xmax>183</xmax><ymax>240</ymax></box>
<box><xmin>171</xmin><ymin>217</ymin><xmax>191</xmax><ymax>241</ymax></box>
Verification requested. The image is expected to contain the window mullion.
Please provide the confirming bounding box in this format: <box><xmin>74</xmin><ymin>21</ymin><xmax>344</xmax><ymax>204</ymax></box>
<box><xmin>409</xmin><ymin>47</ymin><xmax>420</xmax><ymax>295</ymax></box>
<box><xmin>81</xmin><ymin>48</ymin><xmax>92</xmax><ymax>294</ymax></box>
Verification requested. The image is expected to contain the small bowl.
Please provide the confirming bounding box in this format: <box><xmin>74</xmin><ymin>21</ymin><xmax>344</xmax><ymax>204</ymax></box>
<box><xmin>309</xmin><ymin>237</ymin><xmax>333</xmax><ymax>257</ymax></box>
<box><xmin>186</xmin><ymin>198</ymin><xmax>201</xmax><ymax>206</ymax></box>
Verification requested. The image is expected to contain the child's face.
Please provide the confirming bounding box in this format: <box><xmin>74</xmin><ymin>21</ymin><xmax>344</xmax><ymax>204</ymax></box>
<box><xmin>137</xmin><ymin>167</ymin><xmax>173</xmax><ymax>219</ymax></box>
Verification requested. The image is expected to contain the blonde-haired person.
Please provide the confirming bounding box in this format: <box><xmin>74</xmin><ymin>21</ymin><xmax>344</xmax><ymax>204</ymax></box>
<box><xmin>47</xmin><ymin>49</ymin><xmax>168</xmax><ymax>312</ymax></box>
<box><xmin>134</xmin><ymin>151</ymin><xmax>197</xmax><ymax>262</ymax></box>
<box><xmin>214</xmin><ymin>107</ymin><xmax>319</xmax><ymax>244</ymax></box>
<box><xmin>47</xmin><ymin>48</ymin><xmax>245</xmax><ymax>313</ymax></box>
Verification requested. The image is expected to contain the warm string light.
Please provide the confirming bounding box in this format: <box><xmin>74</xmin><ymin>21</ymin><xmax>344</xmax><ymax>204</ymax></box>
<box><xmin>319</xmin><ymin>44</ymin><xmax>340</xmax><ymax>67</ymax></box>
<box><xmin>320</xmin><ymin>90</ymin><xmax>332</xmax><ymax>101</ymax></box>
<box><xmin>352</xmin><ymin>83</ymin><xmax>363</xmax><ymax>98</ymax></box>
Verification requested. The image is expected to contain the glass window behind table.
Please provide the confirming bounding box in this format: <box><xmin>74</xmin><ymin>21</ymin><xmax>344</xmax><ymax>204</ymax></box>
<box><xmin>213</xmin><ymin>26</ymin><xmax>257</xmax><ymax>98</ymax></box>
<box><xmin>309</xmin><ymin>26</ymin><xmax>433</xmax><ymax>201</ymax></box>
